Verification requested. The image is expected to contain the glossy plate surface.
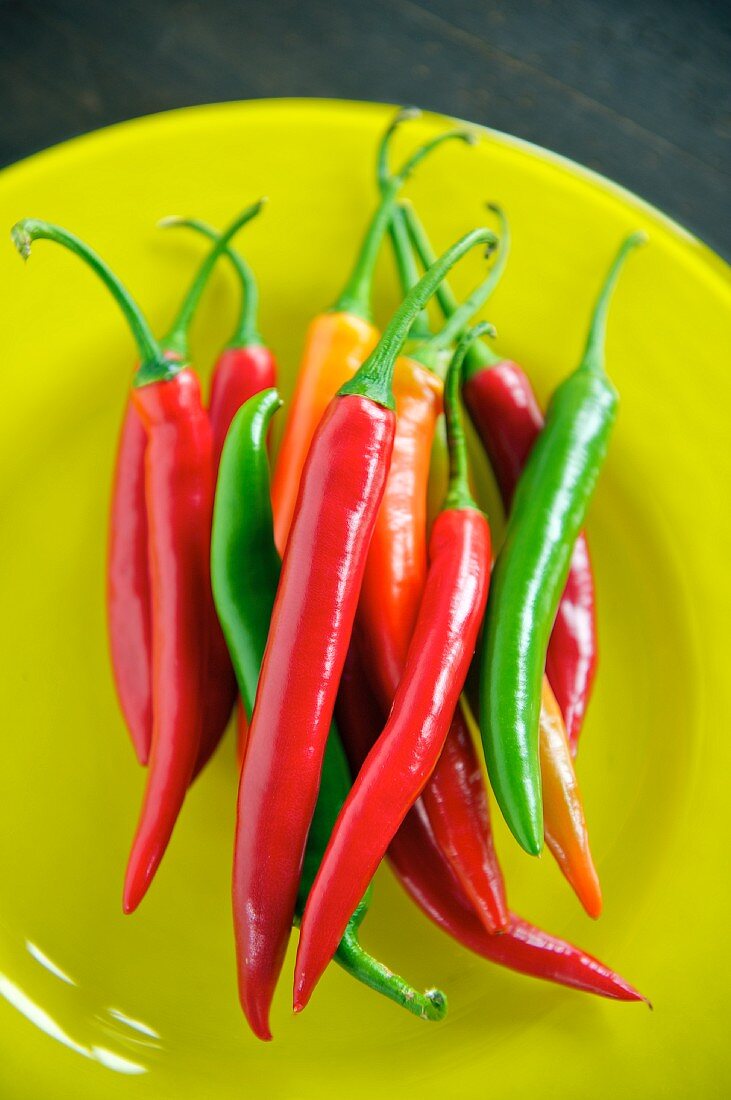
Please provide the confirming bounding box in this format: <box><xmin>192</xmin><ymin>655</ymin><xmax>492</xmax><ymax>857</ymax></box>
<box><xmin>0</xmin><ymin>99</ymin><xmax>728</xmax><ymax>1098</ymax></box>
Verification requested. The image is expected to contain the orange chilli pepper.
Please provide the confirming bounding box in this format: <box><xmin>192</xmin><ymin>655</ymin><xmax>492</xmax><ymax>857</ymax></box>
<box><xmin>356</xmin><ymin>352</ymin><xmax>508</xmax><ymax>934</ymax></box>
<box><xmin>271</xmin><ymin>113</ymin><xmax>472</xmax><ymax>551</ymax></box>
<box><xmin>357</xmin><ymin>355</ymin><xmax>443</xmax><ymax>701</ymax></box>
<box><xmin>463</xmin><ymin>668</ymin><xmax>602</xmax><ymax>917</ymax></box>
<box><xmin>540</xmin><ymin>679</ymin><xmax>602</xmax><ymax>917</ymax></box>
<box><xmin>271</xmin><ymin>312</ymin><xmax>377</xmax><ymax>550</ymax></box>
<box><xmin>359</xmin><ymin>130</ymin><xmax>508</xmax><ymax>931</ymax></box>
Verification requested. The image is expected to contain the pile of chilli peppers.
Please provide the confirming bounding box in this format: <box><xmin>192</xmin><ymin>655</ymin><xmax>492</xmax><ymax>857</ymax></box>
<box><xmin>11</xmin><ymin>109</ymin><xmax>650</xmax><ymax>1040</ymax></box>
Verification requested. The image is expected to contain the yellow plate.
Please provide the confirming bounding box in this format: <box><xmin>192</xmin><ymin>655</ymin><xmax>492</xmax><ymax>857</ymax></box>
<box><xmin>0</xmin><ymin>99</ymin><xmax>729</xmax><ymax>1098</ymax></box>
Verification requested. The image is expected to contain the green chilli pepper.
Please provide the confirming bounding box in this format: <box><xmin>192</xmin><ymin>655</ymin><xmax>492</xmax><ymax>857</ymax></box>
<box><xmin>479</xmin><ymin>232</ymin><xmax>646</xmax><ymax>856</ymax></box>
<box><xmin>210</xmin><ymin>388</ymin><xmax>282</xmax><ymax>721</ymax></box>
<box><xmin>210</xmin><ymin>388</ymin><xmax>446</xmax><ymax>1022</ymax></box>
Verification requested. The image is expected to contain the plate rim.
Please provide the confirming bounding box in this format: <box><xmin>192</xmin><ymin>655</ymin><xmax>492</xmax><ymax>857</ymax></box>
<box><xmin>2</xmin><ymin>96</ymin><xmax>730</xmax><ymax>293</ymax></box>
<box><xmin>0</xmin><ymin>93</ymin><xmax>728</xmax><ymax>1096</ymax></box>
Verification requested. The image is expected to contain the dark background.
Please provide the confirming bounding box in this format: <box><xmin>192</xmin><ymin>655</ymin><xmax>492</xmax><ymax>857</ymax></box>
<box><xmin>2</xmin><ymin>0</ymin><xmax>730</xmax><ymax>257</ymax></box>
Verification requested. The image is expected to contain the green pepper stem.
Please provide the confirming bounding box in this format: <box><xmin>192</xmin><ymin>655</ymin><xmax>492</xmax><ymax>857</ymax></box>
<box><xmin>400</xmin><ymin>200</ymin><xmax>459</xmax><ymax>318</ymax></box>
<box><xmin>159</xmin><ymin>216</ymin><xmax>263</xmax><ymax>349</ymax></box>
<box><xmin>332</xmin><ymin>116</ymin><xmax>475</xmax><ymax>320</ymax></box>
<box><xmin>158</xmin><ymin>199</ymin><xmax>266</xmax><ymax>359</ymax></box>
<box><xmin>334</xmin><ymin>896</ymin><xmax>447</xmax><ymax>1022</ymax></box>
<box><xmin>375</xmin><ymin>106</ymin><xmax>422</xmax><ymax>187</ymax></box>
<box><xmin>402</xmin><ymin>201</ymin><xmax>499</xmax><ymax>376</ymax></box>
<box><xmin>339</xmin><ymin>227</ymin><xmax>496</xmax><ymax>409</ymax></box>
<box><xmin>133</xmin><ymin>199</ymin><xmax>265</xmax><ymax>386</ymax></box>
<box><xmin>387</xmin><ymin>206</ymin><xmax>432</xmax><ymax>340</ymax></box>
<box><xmin>581</xmin><ymin>231</ymin><xmax>647</xmax><ymax>374</ymax></box>
<box><xmin>375</xmin><ymin>109</ymin><xmax>432</xmax><ymax>339</ymax></box>
<box><xmin>444</xmin><ymin>323</ymin><xmax>494</xmax><ymax>511</ymax></box>
<box><xmin>427</xmin><ymin>204</ymin><xmax>508</xmax><ymax>352</ymax></box>
<box><xmin>11</xmin><ymin>217</ymin><xmax>164</xmax><ymax>371</ymax></box>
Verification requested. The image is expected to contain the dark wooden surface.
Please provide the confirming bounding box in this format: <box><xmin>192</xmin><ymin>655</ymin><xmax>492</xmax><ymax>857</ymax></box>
<box><xmin>1</xmin><ymin>0</ymin><xmax>729</xmax><ymax>257</ymax></box>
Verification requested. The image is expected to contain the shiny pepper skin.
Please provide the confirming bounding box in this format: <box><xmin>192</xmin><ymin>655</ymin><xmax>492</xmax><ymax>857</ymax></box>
<box><xmin>233</xmin><ymin>394</ymin><xmax>395</xmax><ymax>1041</ymax></box>
<box><xmin>124</xmin><ymin>370</ymin><xmax>213</xmax><ymax>913</ymax></box>
<box><xmin>212</xmin><ymin>389</ymin><xmax>445</xmax><ymax>1028</ymax></box>
<box><xmin>336</xmin><ymin>651</ymin><xmax>645</xmax><ymax>1005</ymax></box>
<box><xmin>463</xmin><ymin>360</ymin><xmax>597</xmax><ymax>753</ymax></box>
<box><xmin>191</xmin><ymin>344</ymin><xmax>278</xmax><ymax>775</ymax></box>
<box><xmin>357</xmin><ymin>355</ymin><xmax>442</xmax><ymax>704</ymax></box>
<box><xmin>356</xmin><ymin>355</ymin><xmax>507</xmax><ymax>935</ymax></box>
<box><xmin>107</xmin><ymin>396</ymin><xmax>157</xmax><ymax>765</ymax></box>
<box><xmin>540</xmin><ymin>678</ymin><xmax>602</xmax><ymax>917</ymax></box>
<box><xmin>271</xmin><ymin>312</ymin><xmax>378</xmax><ymax>552</ymax></box>
<box><xmin>419</xmin><ymin>705</ymin><xmax>507</xmax><ymax>933</ymax></box>
<box><xmin>295</xmin><ymin>505</ymin><xmax>490</xmax><ymax>1009</ymax></box>
<box><xmin>477</xmin><ymin>234</ymin><xmax>642</xmax><ymax>855</ymax></box>
<box><xmin>208</xmin><ymin>344</ymin><xmax>278</xmax><ymax>469</ymax></box>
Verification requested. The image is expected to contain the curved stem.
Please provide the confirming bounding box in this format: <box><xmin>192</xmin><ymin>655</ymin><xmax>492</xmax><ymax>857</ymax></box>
<box><xmin>340</xmin><ymin>227</ymin><xmax>495</xmax><ymax>409</ymax></box>
<box><xmin>375</xmin><ymin>105</ymin><xmax>422</xmax><ymax>189</ymax></box>
<box><xmin>332</xmin><ymin>121</ymin><xmax>475</xmax><ymax>320</ymax></box>
<box><xmin>402</xmin><ymin>201</ymin><xmax>499</xmax><ymax>375</ymax></box>
<box><xmin>375</xmin><ymin>109</ymin><xmax>431</xmax><ymax>339</ymax></box>
<box><xmin>400</xmin><ymin>200</ymin><xmax>459</xmax><ymax>321</ymax></box>
<box><xmin>134</xmin><ymin>199</ymin><xmax>264</xmax><ymax>387</ymax></box>
<box><xmin>444</xmin><ymin>323</ymin><xmax>493</xmax><ymax>511</ymax></box>
<box><xmin>581</xmin><ymin>231</ymin><xmax>646</xmax><ymax>374</ymax></box>
<box><xmin>159</xmin><ymin>217</ymin><xmax>262</xmax><ymax>348</ymax></box>
<box><xmin>334</xmin><ymin>896</ymin><xmax>447</xmax><ymax>1022</ymax></box>
<box><xmin>158</xmin><ymin>198</ymin><xmax>266</xmax><ymax>360</ymax></box>
<box><xmin>11</xmin><ymin>218</ymin><xmax>164</xmax><ymax>371</ymax></box>
<box><xmin>388</xmin><ymin>206</ymin><xmax>432</xmax><ymax>340</ymax></box>
<box><xmin>427</xmin><ymin>204</ymin><xmax>509</xmax><ymax>352</ymax></box>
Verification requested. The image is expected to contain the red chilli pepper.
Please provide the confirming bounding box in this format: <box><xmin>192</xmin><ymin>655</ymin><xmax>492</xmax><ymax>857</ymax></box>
<box><xmin>7</xmin><ymin>206</ymin><xmax>265</xmax><ymax>910</ymax></box>
<box><xmin>120</xmin><ymin>206</ymin><xmax>269</xmax><ymax>910</ymax></box>
<box><xmin>232</xmin><ymin>228</ymin><xmax>493</xmax><ymax>1041</ymax></box>
<box><xmin>336</xmin><ymin>649</ymin><xmax>647</xmax><ymax>1005</ymax></box>
<box><xmin>418</xmin><ymin>706</ymin><xmax>506</xmax><ymax>931</ymax></box>
<box><xmin>109</xmin><ymin>397</ymin><xmax>161</xmax><ymax>763</ymax></box>
<box><xmin>294</xmin><ymin>325</ymin><xmax>493</xmax><ymax>1011</ymax></box>
<box><xmin>365</xmin><ymin>144</ymin><xmax>508</xmax><ymax>932</ymax></box>
<box><xmin>395</xmin><ymin>807</ymin><xmax>644</xmax><ymax>1001</ymax></box>
<box><xmin>355</xmin><ymin>351</ymin><xmax>506</xmax><ymax>935</ymax></box>
<box><xmin>124</xmin><ymin>367</ymin><xmax>213</xmax><ymax>912</ymax></box>
<box><xmin>158</xmin><ymin>214</ymin><xmax>276</xmax><ymax>774</ymax></box>
<box><xmin>10</xmin><ymin>216</ymin><xmax>244</xmax><ymax>775</ymax></box>
<box><xmin>11</xmin><ymin>212</ymin><xmax>230</xmax><ymax>912</ymax></box>
<box><xmin>112</xmin><ymin>204</ymin><xmax>264</xmax><ymax>767</ymax></box>
<box><xmin>210</xmin><ymin>343</ymin><xmax>277</xmax><ymax>463</ymax></box>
